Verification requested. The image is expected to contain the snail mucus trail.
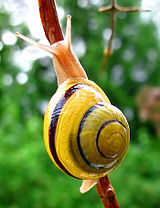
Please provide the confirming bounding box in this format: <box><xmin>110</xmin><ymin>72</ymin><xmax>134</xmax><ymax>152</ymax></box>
<box><xmin>16</xmin><ymin>15</ymin><xmax>130</xmax><ymax>193</ymax></box>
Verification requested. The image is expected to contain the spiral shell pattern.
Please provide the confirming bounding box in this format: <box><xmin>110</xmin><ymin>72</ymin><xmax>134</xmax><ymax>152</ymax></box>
<box><xmin>44</xmin><ymin>78</ymin><xmax>130</xmax><ymax>179</ymax></box>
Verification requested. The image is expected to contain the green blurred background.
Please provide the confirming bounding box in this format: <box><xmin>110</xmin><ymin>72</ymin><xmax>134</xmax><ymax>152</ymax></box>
<box><xmin>0</xmin><ymin>0</ymin><xmax>160</xmax><ymax>207</ymax></box>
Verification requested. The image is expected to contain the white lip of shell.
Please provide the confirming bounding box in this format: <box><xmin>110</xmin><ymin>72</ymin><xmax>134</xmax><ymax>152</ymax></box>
<box><xmin>89</xmin><ymin>159</ymin><xmax>118</xmax><ymax>169</ymax></box>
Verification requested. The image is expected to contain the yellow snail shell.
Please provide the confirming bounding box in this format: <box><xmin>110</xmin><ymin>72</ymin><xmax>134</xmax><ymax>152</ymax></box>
<box><xmin>43</xmin><ymin>78</ymin><xmax>130</xmax><ymax>179</ymax></box>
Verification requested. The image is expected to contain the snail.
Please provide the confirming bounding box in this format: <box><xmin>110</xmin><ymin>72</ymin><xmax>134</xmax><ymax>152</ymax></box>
<box><xmin>16</xmin><ymin>15</ymin><xmax>130</xmax><ymax>193</ymax></box>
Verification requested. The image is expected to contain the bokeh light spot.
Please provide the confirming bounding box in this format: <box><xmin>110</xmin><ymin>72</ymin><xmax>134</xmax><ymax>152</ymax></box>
<box><xmin>16</xmin><ymin>72</ymin><xmax>28</xmax><ymax>85</ymax></box>
<box><xmin>2</xmin><ymin>31</ymin><xmax>17</xmax><ymax>45</ymax></box>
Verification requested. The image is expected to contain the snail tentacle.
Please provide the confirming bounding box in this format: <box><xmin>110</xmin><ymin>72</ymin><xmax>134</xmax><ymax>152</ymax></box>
<box><xmin>65</xmin><ymin>15</ymin><xmax>71</xmax><ymax>50</ymax></box>
<box><xmin>16</xmin><ymin>32</ymin><xmax>56</xmax><ymax>54</ymax></box>
<box><xmin>16</xmin><ymin>16</ymin><xmax>87</xmax><ymax>85</ymax></box>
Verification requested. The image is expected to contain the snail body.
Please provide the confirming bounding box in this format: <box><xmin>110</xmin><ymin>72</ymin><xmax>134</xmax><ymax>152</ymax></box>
<box><xmin>17</xmin><ymin>15</ymin><xmax>130</xmax><ymax>191</ymax></box>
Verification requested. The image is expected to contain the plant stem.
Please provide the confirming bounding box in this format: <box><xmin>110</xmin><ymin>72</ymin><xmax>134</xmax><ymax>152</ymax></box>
<box><xmin>97</xmin><ymin>175</ymin><xmax>120</xmax><ymax>208</ymax></box>
<box><xmin>99</xmin><ymin>0</ymin><xmax>150</xmax><ymax>73</ymax></box>
<box><xmin>38</xmin><ymin>0</ymin><xmax>63</xmax><ymax>44</ymax></box>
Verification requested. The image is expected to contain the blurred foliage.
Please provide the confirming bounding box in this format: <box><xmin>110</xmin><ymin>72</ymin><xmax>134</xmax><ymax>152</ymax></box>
<box><xmin>0</xmin><ymin>0</ymin><xmax>160</xmax><ymax>208</ymax></box>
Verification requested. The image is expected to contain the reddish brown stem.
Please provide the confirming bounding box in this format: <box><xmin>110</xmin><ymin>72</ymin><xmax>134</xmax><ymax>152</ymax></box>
<box><xmin>97</xmin><ymin>176</ymin><xmax>120</xmax><ymax>208</ymax></box>
<box><xmin>38</xmin><ymin>0</ymin><xmax>63</xmax><ymax>44</ymax></box>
